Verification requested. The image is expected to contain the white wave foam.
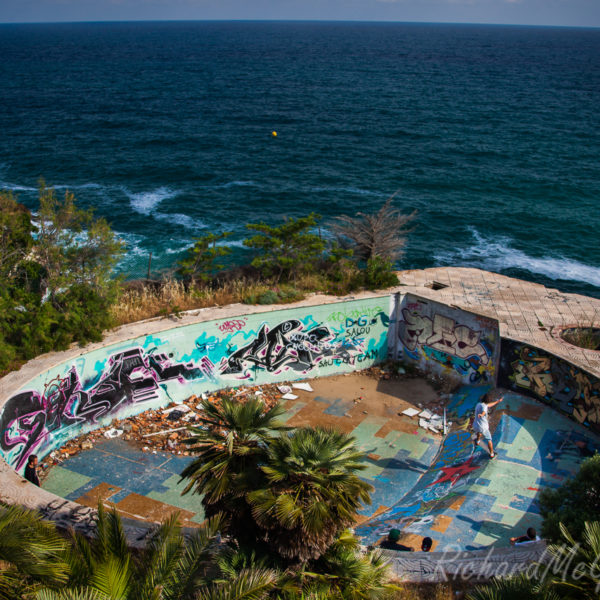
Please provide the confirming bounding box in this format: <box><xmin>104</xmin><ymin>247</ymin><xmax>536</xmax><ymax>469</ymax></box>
<box><xmin>435</xmin><ymin>229</ymin><xmax>600</xmax><ymax>288</ymax></box>
<box><xmin>217</xmin><ymin>239</ymin><xmax>247</xmax><ymax>248</ymax></box>
<box><xmin>125</xmin><ymin>186</ymin><xmax>179</xmax><ymax>215</ymax></box>
<box><xmin>155</xmin><ymin>212</ymin><xmax>206</xmax><ymax>231</ymax></box>
<box><xmin>308</xmin><ymin>185</ymin><xmax>386</xmax><ymax>197</ymax></box>
<box><xmin>53</xmin><ymin>182</ymin><xmax>103</xmax><ymax>191</ymax></box>
<box><xmin>0</xmin><ymin>180</ymin><xmax>36</xmax><ymax>192</ymax></box>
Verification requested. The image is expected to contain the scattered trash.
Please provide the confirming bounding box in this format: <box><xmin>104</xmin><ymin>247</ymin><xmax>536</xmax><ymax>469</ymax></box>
<box><xmin>277</xmin><ymin>385</ymin><xmax>292</xmax><ymax>394</ymax></box>
<box><xmin>401</xmin><ymin>408</ymin><xmax>420</xmax><ymax>417</ymax></box>
<box><xmin>281</xmin><ymin>392</ymin><xmax>298</xmax><ymax>400</ymax></box>
<box><xmin>143</xmin><ymin>426</ymin><xmax>188</xmax><ymax>438</ymax></box>
<box><xmin>292</xmin><ymin>382</ymin><xmax>313</xmax><ymax>392</ymax></box>
<box><xmin>104</xmin><ymin>428</ymin><xmax>123</xmax><ymax>439</ymax></box>
<box><xmin>419</xmin><ymin>409</ymin><xmax>433</xmax><ymax>419</ymax></box>
<box><xmin>167</xmin><ymin>410</ymin><xmax>185</xmax><ymax>421</ymax></box>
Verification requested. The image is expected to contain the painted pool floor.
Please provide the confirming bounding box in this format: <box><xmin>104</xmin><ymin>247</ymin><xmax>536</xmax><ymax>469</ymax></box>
<box><xmin>42</xmin><ymin>376</ymin><xmax>600</xmax><ymax>551</ymax></box>
<box><xmin>43</xmin><ymin>374</ymin><xmax>442</xmax><ymax>529</ymax></box>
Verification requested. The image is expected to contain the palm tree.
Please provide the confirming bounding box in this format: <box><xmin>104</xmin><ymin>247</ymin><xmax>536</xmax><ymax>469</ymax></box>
<box><xmin>304</xmin><ymin>530</ymin><xmax>397</xmax><ymax>600</ymax></box>
<box><xmin>0</xmin><ymin>502</ymin><xmax>69</xmax><ymax>599</ymax></box>
<box><xmin>247</xmin><ymin>427</ymin><xmax>373</xmax><ymax>563</ymax></box>
<box><xmin>467</xmin><ymin>574</ymin><xmax>559</xmax><ymax>600</ymax></box>
<box><xmin>468</xmin><ymin>521</ymin><xmax>600</xmax><ymax>600</ymax></box>
<box><xmin>545</xmin><ymin>521</ymin><xmax>600</xmax><ymax>599</ymax></box>
<box><xmin>180</xmin><ymin>395</ymin><xmax>290</xmax><ymax>541</ymax></box>
<box><xmin>37</xmin><ymin>503</ymin><xmax>225</xmax><ymax>600</ymax></box>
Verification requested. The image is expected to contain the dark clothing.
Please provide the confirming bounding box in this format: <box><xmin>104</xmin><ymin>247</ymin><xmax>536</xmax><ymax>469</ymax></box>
<box><xmin>379</xmin><ymin>540</ymin><xmax>413</xmax><ymax>551</ymax></box>
<box><xmin>24</xmin><ymin>464</ymin><xmax>40</xmax><ymax>486</ymax></box>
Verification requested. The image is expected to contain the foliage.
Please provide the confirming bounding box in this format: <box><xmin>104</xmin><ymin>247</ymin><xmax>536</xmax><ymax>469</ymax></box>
<box><xmin>467</xmin><ymin>573</ymin><xmax>559</xmax><ymax>600</ymax></box>
<box><xmin>54</xmin><ymin>503</ymin><xmax>225</xmax><ymax>600</ymax></box>
<box><xmin>363</xmin><ymin>256</ymin><xmax>399</xmax><ymax>290</ymax></box>
<box><xmin>0</xmin><ymin>186</ymin><xmax>124</xmax><ymax>374</ymax></box>
<box><xmin>180</xmin><ymin>396</ymin><xmax>291</xmax><ymax>546</ymax></box>
<box><xmin>248</xmin><ymin>427</ymin><xmax>372</xmax><ymax>563</ymax></box>
<box><xmin>469</xmin><ymin>520</ymin><xmax>600</xmax><ymax>600</ymax></box>
<box><xmin>332</xmin><ymin>197</ymin><xmax>416</xmax><ymax>263</ymax></box>
<box><xmin>539</xmin><ymin>453</ymin><xmax>600</xmax><ymax>543</ymax></box>
<box><xmin>177</xmin><ymin>232</ymin><xmax>233</xmax><ymax>282</ymax></box>
<box><xmin>561</xmin><ymin>327</ymin><xmax>600</xmax><ymax>351</ymax></box>
<box><xmin>0</xmin><ymin>191</ymin><xmax>35</xmax><ymax>286</ymax></box>
<box><xmin>35</xmin><ymin>183</ymin><xmax>124</xmax><ymax>300</ymax></box>
<box><xmin>181</xmin><ymin>399</ymin><xmax>373</xmax><ymax>566</ymax></box>
<box><xmin>544</xmin><ymin>521</ymin><xmax>600</xmax><ymax>599</ymax></box>
<box><xmin>244</xmin><ymin>213</ymin><xmax>326</xmax><ymax>282</ymax></box>
<box><xmin>0</xmin><ymin>502</ymin><xmax>69</xmax><ymax>598</ymax></box>
<box><xmin>242</xmin><ymin>284</ymin><xmax>305</xmax><ymax>305</ymax></box>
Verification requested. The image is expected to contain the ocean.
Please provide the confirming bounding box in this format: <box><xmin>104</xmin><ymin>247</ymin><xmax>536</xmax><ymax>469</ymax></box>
<box><xmin>1</xmin><ymin>21</ymin><xmax>599</xmax><ymax>297</ymax></box>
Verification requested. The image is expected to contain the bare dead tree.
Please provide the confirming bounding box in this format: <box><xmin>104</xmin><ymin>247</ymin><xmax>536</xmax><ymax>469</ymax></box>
<box><xmin>332</xmin><ymin>193</ymin><xmax>417</xmax><ymax>262</ymax></box>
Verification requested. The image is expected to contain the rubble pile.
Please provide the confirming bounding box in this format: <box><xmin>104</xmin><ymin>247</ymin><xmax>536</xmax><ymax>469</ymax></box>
<box><xmin>40</xmin><ymin>383</ymin><xmax>283</xmax><ymax>474</ymax></box>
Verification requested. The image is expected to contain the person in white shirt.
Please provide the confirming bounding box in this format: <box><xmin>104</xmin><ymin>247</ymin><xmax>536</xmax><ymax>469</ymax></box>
<box><xmin>472</xmin><ymin>392</ymin><xmax>504</xmax><ymax>458</ymax></box>
<box><xmin>511</xmin><ymin>527</ymin><xmax>541</xmax><ymax>545</ymax></box>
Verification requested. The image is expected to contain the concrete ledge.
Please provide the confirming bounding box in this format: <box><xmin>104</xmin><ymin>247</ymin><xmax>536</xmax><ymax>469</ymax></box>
<box><xmin>381</xmin><ymin>541</ymin><xmax>548</xmax><ymax>582</ymax></box>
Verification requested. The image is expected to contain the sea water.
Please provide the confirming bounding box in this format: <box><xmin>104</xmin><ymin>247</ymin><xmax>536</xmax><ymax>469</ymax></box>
<box><xmin>0</xmin><ymin>21</ymin><xmax>599</xmax><ymax>297</ymax></box>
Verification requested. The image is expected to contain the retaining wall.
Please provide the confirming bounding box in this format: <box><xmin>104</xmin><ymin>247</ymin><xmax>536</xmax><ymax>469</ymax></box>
<box><xmin>3</xmin><ymin>284</ymin><xmax>599</xmax><ymax>582</ymax></box>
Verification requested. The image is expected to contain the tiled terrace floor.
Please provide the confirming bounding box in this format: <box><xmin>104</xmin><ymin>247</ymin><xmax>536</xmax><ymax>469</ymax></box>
<box><xmin>397</xmin><ymin>267</ymin><xmax>600</xmax><ymax>376</ymax></box>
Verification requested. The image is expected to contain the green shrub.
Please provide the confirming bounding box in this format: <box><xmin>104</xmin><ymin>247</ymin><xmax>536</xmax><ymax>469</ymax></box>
<box><xmin>363</xmin><ymin>256</ymin><xmax>399</xmax><ymax>289</ymax></box>
<box><xmin>539</xmin><ymin>453</ymin><xmax>600</xmax><ymax>543</ymax></box>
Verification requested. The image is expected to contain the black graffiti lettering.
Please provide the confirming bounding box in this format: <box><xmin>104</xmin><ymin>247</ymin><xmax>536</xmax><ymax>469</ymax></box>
<box><xmin>221</xmin><ymin>320</ymin><xmax>338</xmax><ymax>374</ymax></box>
<box><xmin>345</xmin><ymin>326</ymin><xmax>370</xmax><ymax>338</ymax></box>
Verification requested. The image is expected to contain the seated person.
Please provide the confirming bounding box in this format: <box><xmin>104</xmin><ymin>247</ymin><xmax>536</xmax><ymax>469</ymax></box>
<box><xmin>421</xmin><ymin>536</ymin><xmax>433</xmax><ymax>552</ymax></box>
<box><xmin>510</xmin><ymin>527</ymin><xmax>540</xmax><ymax>546</ymax></box>
<box><xmin>379</xmin><ymin>528</ymin><xmax>414</xmax><ymax>551</ymax></box>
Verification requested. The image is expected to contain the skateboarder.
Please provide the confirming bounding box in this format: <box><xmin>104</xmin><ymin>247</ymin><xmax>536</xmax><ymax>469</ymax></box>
<box><xmin>472</xmin><ymin>392</ymin><xmax>504</xmax><ymax>458</ymax></box>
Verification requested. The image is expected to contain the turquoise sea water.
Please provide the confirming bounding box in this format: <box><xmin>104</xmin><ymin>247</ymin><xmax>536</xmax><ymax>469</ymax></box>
<box><xmin>0</xmin><ymin>21</ymin><xmax>599</xmax><ymax>296</ymax></box>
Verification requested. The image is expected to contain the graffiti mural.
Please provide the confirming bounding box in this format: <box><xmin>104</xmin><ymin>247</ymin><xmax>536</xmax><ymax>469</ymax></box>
<box><xmin>498</xmin><ymin>339</ymin><xmax>600</xmax><ymax>432</ymax></box>
<box><xmin>1</xmin><ymin>298</ymin><xmax>390</xmax><ymax>471</ymax></box>
<box><xmin>0</xmin><ymin>348</ymin><xmax>206</xmax><ymax>470</ymax></box>
<box><xmin>396</xmin><ymin>294</ymin><xmax>498</xmax><ymax>384</ymax></box>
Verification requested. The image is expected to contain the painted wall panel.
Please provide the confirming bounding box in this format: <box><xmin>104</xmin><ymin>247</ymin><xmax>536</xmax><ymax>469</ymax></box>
<box><xmin>394</xmin><ymin>294</ymin><xmax>499</xmax><ymax>386</ymax></box>
<box><xmin>0</xmin><ymin>298</ymin><xmax>390</xmax><ymax>472</ymax></box>
<box><xmin>498</xmin><ymin>339</ymin><xmax>600</xmax><ymax>433</ymax></box>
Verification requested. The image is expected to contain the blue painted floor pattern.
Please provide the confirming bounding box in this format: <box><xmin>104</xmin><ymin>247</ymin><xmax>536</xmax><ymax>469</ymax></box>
<box><xmin>42</xmin><ymin>380</ymin><xmax>600</xmax><ymax>550</ymax></box>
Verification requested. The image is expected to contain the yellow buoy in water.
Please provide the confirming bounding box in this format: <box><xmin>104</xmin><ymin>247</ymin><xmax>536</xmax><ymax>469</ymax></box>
<box><xmin>271</xmin><ymin>131</ymin><xmax>277</xmax><ymax>137</ymax></box>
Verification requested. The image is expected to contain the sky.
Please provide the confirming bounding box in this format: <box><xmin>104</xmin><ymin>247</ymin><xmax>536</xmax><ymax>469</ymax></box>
<box><xmin>0</xmin><ymin>0</ymin><xmax>598</xmax><ymax>28</ymax></box>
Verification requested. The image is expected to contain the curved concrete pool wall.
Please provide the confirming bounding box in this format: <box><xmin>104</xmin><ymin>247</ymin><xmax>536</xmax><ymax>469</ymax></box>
<box><xmin>0</xmin><ymin>296</ymin><xmax>392</xmax><ymax>473</ymax></box>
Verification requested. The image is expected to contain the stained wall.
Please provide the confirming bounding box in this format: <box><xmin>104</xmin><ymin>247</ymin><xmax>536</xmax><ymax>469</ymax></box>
<box><xmin>0</xmin><ymin>297</ymin><xmax>391</xmax><ymax>472</ymax></box>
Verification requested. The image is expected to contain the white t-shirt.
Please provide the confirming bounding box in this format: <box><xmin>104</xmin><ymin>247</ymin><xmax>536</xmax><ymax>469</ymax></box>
<box><xmin>473</xmin><ymin>402</ymin><xmax>489</xmax><ymax>432</ymax></box>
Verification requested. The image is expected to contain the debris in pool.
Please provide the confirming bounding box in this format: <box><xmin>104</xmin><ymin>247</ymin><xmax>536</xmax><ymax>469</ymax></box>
<box><xmin>292</xmin><ymin>382</ymin><xmax>313</xmax><ymax>392</ymax></box>
<box><xmin>401</xmin><ymin>408</ymin><xmax>420</xmax><ymax>417</ymax></box>
<box><xmin>104</xmin><ymin>428</ymin><xmax>123</xmax><ymax>439</ymax></box>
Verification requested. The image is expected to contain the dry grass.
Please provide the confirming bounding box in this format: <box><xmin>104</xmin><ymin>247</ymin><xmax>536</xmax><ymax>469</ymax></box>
<box><xmin>110</xmin><ymin>277</ymin><xmax>262</xmax><ymax>325</ymax></box>
<box><xmin>110</xmin><ymin>267</ymin><xmax>372</xmax><ymax>327</ymax></box>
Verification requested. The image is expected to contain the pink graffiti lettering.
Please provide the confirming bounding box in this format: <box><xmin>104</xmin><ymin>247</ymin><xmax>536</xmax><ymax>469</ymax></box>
<box><xmin>218</xmin><ymin>319</ymin><xmax>246</xmax><ymax>333</ymax></box>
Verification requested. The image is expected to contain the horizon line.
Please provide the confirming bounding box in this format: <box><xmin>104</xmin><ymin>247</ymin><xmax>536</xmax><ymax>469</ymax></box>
<box><xmin>0</xmin><ymin>18</ymin><xmax>599</xmax><ymax>30</ymax></box>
